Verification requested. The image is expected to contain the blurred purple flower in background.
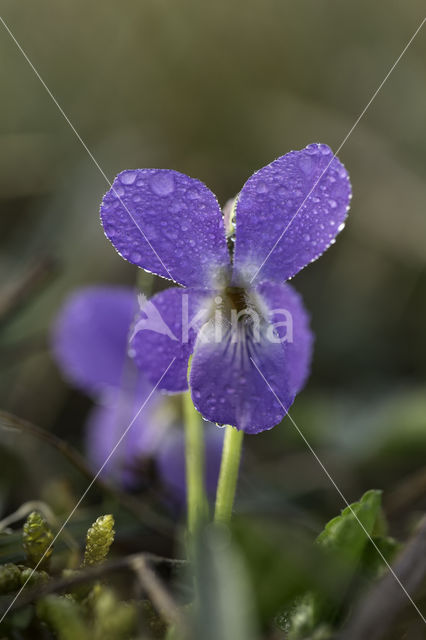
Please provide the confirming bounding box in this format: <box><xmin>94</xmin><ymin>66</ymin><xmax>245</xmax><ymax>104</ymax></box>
<box><xmin>100</xmin><ymin>144</ymin><xmax>351</xmax><ymax>433</ymax></box>
<box><xmin>51</xmin><ymin>286</ymin><xmax>223</xmax><ymax>500</ymax></box>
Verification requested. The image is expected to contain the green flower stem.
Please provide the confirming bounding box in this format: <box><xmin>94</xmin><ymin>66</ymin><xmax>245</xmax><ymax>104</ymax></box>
<box><xmin>214</xmin><ymin>425</ymin><xmax>244</xmax><ymax>525</ymax></box>
<box><xmin>183</xmin><ymin>391</ymin><xmax>208</xmax><ymax>535</ymax></box>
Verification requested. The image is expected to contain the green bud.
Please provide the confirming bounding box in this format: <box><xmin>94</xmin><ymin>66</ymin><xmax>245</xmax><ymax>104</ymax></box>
<box><xmin>83</xmin><ymin>515</ymin><xmax>115</xmax><ymax>567</ymax></box>
<box><xmin>92</xmin><ymin>587</ymin><xmax>137</xmax><ymax>640</ymax></box>
<box><xmin>22</xmin><ymin>511</ymin><xmax>54</xmax><ymax>568</ymax></box>
<box><xmin>19</xmin><ymin>566</ymin><xmax>49</xmax><ymax>588</ymax></box>
<box><xmin>0</xmin><ymin>563</ymin><xmax>22</xmax><ymax>594</ymax></box>
<box><xmin>37</xmin><ymin>595</ymin><xmax>90</xmax><ymax>640</ymax></box>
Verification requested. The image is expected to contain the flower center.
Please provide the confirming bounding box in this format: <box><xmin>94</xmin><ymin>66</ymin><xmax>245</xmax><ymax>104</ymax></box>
<box><xmin>223</xmin><ymin>286</ymin><xmax>247</xmax><ymax>313</ymax></box>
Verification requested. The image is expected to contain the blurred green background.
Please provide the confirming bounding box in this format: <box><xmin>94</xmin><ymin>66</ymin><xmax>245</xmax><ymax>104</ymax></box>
<box><xmin>1</xmin><ymin>0</ymin><xmax>426</xmax><ymax>538</ymax></box>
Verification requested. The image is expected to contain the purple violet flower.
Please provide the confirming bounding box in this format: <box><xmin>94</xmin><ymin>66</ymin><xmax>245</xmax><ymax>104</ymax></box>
<box><xmin>100</xmin><ymin>144</ymin><xmax>352</xmax><ymax>434</ymax></box>
<box><xmin>51</xmin><ymin>286</ymin><xmax>223</xmax><ymax>498</ymax></box>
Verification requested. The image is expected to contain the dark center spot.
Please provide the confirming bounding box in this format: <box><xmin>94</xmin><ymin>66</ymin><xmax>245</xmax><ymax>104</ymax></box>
<box><xmin>223</xmin><ymin>286</ymin><xmax>247</xmax><ymax>313</ymax></box>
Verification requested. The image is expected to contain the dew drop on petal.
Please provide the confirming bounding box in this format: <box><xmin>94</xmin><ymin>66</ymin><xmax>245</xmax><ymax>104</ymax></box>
<box><xmin>113</xmin><ymin>184</ymin><xmax>125</xmax><ymax>197</ymax></box>
<box><xmin>104</xmin><ymin>224</ymin><xmax>116</xmax><ymax>237</ymax></box>
<box><xmin>298</xmin><ymin>155</ymin><xmax>313</xmax><ymax>175</ymax></box>
<box><xmin>256</xmin><ymin>181</ymin><xmax>268</xmax><ymax>194</ymax></box>
<box><xmin>120</xmin><ymin>170</ymin><xmax>137</xmax><ymax>185</ymax></box>
<box><xmin>130</xmin><ymin>251</ymin><xmax>142</xmax><ymax>262</ymax></box>
<box><xmin>150</xmin><ymin>172</ymin><xmax>175</xmax><ymax>196</ymax></box>
<box><xmin>187</xmin><ymin>188</ymin><xmax>201</xmax><ymax>200</ymax></box>
<box><xmin>320</xmin><ymin>144</ymin><xmax>332</xmax><ymax>156</ymax></box>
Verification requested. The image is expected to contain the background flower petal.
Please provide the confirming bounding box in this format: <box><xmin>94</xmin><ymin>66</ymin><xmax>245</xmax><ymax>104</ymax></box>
<box><xmin>233</xmin><ymin>143</ymin><xmax>352</xmax><ymax>284</ymax></box>
<box><xmin>100</xmin><ymin>169</ymin><xmax>230</xmax><ymax>288</ymax></box>
<box><xmin>52</xmin><ymin>286</ymin><xmax>139</xmax><ymax>394</ymax></box>
<box><xmin>156</xmin><ymin>422</ymin><xmax>224</xmax><ymax>501</ymax></box>
<box><xmin>130</xmin><ymin>286</ymin><xmax>210</xmax><ymax>392</ymax></box>
<box><xmin>256</xmin><ymin>281</ymin><xmax>314</xmax><ymax>395</ymax></box>
<box><xmin>85</xmin><ymin>388</ymin><xmax>162</xmax><ymax>488</ymax></box>
<box><xmin>189</xmin><ymin>320</ymin><xmax>294</xmax><ymax>434</ymax></box>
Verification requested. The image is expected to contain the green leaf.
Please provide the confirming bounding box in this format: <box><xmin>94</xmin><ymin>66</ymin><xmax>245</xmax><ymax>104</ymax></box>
<box><xmin>284</xmin><ymin>490</ymin><xmax>386</xmax><ymax>639</ymax></box>
<box><xmin>316</xmin><ymin>490</ymin><xmax>382</xmax><ymax>566</ymax></box>
<box><xmin>193</xmin><ymin>525</ymin><xmax>258</xmax><ymax>640</ymax></box>
<box><xmin>360</xmin><ymin>535</ymin><xmax>402</xmax><ymax>578</ymax></box>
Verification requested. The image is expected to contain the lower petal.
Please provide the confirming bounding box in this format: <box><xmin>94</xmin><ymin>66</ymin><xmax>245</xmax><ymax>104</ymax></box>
<box><xmin>189</xmin><ymin>320</ymin><xmax>294</xmax><ymax>434</ymax></box>
<box><xmin>255</xmin><ymin>281</ymin><xmax>313</xmax><ymax>395</ymax></box>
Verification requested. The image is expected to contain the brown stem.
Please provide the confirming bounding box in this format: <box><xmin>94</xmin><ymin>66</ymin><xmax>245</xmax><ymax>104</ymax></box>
<box><xmin>0</xmin><ymin>552</ymin><xmax>187</xmax><ymax>617</ymax></box>
<box><xmin>131</xmin><ymin>555</ymin><xmax>189</xmax><ymax>636</ymax></box>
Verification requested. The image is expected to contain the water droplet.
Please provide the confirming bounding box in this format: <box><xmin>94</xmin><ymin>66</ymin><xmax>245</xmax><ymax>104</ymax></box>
<box><xmin>320</xmin><ymin>145</ymin><xmax>332</xmax><ymax>156</ymax></box>
<box><xmin>298</xmin><ymin>155</ymin><xmax>313</xmax><ymax>175</ymax></box>
<box><xmin>169</xmin><ymin>201</ymin><xmax>182</xmax><ymax>213</ymax></box>
<box><xmin>304</xmin><ymin>233</ymin><xmax>311</xmax><ymax>242</ymax></box>
<box><xmin>113</xmin><ymin>184</ymin><xmax>125</xmax><ymax>197</ymax></box>
<box><xmin>256</xmin><ymin>181</ymin><xmax>268</xmax><ymax>194</ymax></box>
<box><xmin>120</xmin><ymin>170</ymin><xmax>137</xmax><ymax>185</ymax></box>
<box><xmin>130</xmin><ymin>251</ymin><xmax>142</xmax><ymax>262</ymax></box>
<box><xmin>165</xmin><ymin>228</ymin><xmax>178</xmax><ymax>240</ymax></box>
<box><xmin>104</xmin><ymin>224</ymin><xmax>116</xmax><ymax>237</ymax></box>
<box><xmin>337</xmin><ymin>222</ymin><xmax>345</xmax><ymax>232</ymax></box>
<box><xmin>150</xmin><ymin>172</ymin><xmax>175</xmax><ymax>196</ymax></box>
<box><xmin>187</xmin><ymin>188</ymin><xmax>201</xmax><ymax>200</ymax></box>
<box><xmin>305</xmin><ymin>144</ymin><xmax>319</xmax><ymax>155</ymax></box>
<box><xmin>133</xmin><ymin>194</ymin><xmax>142</xmax><ymax>203</ymax></box>
<box><xmin>328</xmin><ymin>198</ymin><xmax>337</xmax><ymax>209</ymax></box>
